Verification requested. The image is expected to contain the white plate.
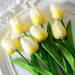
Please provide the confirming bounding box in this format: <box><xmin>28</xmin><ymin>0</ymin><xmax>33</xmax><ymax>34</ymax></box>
<box><xmin>0</xmin><ymin>0</ymin><xmax>75</xmax><ymax>75</ymax></box>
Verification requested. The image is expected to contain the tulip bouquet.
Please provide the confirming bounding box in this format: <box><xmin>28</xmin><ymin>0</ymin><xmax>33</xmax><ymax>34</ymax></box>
<box><xmin>1</xmin><ymin>2</ymin><xmax>75</xmax><ymax>75</ymax></box>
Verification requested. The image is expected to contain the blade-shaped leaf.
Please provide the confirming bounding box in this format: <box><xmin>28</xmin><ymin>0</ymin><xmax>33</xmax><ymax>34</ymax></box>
<box><xmin>66</xmin><ymin>20</ymin><xmax>74</xmax><ymax>48</ymax></box>
<box><xmin>47</xmin><ymin>54</ymin><xmax>59</xmax><ymax>75</ymax></box>
<box><xmin>62</xmin><ymin>39</ymin><xmax>75</xmax><ymax>58</ymax></box>
<box><xmin>55</xmin><ymin>41</ymin><xmax>73</xmax><ymax>75</ymax></box>
<box><xmin>41</xmin><ymin>42</ymin><xmax>65</xmax><ymax>71</ymax></box>
<box><xmin>56</xmin><ymin>42</ymin><xmax>75</xmax><ymax>72</ymax></box>
<box><xmin>47</xmin><ymin>22</ymin><xmax>54</xmax><ymax>47</ymax></box>
<box><xmin>59</xmin><ymin>51</ymin><xmax>73</xmax><ymax>75</ymax></box>
<box><xmin>62</xmin><ymin>56</ymin><xmax>67</xmax><ymax>73</ymax></box>
<box><xmin>31</xmin><ymin>54</ymin><xmax>39</xmax><ymax>67</ymax></box>
<box><xmin>31</xmin><ymin>54</ymin><xmax>40</xmax><ymax>75</ymax></box>
<box><xmin>10</xmin><ymin>59</ymin><xmax>53</xmax><ymax>75</ymax></box>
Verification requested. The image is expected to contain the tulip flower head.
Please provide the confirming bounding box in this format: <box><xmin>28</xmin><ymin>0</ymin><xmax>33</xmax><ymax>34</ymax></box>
<box><xmin>20</xmin><ymin>37</ymin><xmax>39</xmax><ymax>54</ymax></box>
<box><xmin>10</xmin><ymin>16</ymin><xmax>27</xmax><ymax>34</ymax></box>
<box><xmin>50</xmin><ymin>3</ymin><xmax>65</xmax><ymax>19</ymax></box>
<box><xmin>1</xmin><ymin>37</ymin><xmax>19</xmax><ymax>54</ymax></box>
<box><xmin>51</xmin><ymin>20</ymin><xmax>67</xmax><ymax>39</ymax></box>
<box><xmin>30</xmin><ymin>7</ymin><xmax>45</xmax><ymax>25</ymax></box>
<box><xmin>30</xmin><ymin>25</ymin><xmax>48</xmax><ymax>43</ymax></box>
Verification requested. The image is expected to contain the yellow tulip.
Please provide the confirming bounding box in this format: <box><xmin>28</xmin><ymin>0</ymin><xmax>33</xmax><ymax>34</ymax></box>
<box><xmin>20</xmin><ymin>37</ymin><xmax>39</xmax><ymax>54</ymax></box>
<box><xmin>50</xmin><ymin>3</ymin><xmax>65</xmax><ymax>19</ymax></box>
<box><xmin>1</xmin><ymin>37</ymin><xmax>19</xmax><ymax>54</ymax></box>
<box><xmin>30</xmin><ymin>7</ymin><xmax>45</xmax><ymax>24</ymax></box>
<box><xmin>51</xmin><ymin>20</ymin><xmax>67</xmax><ymax>39</ymax></box>
<box><xmin>30</xmin><ymin>25</ymin><xmax>48</xmax><ymax>43</ymax></box>
<box><xmin>10</xmin><ymin>16</ymin><xmax>27</xmax><ymax>34</ymax></box>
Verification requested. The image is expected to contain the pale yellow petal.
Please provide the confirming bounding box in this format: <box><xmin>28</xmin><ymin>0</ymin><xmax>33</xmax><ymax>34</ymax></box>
<box><xmin>51</xmin><ymin>20</ymin><xmax>67</xmax><ymax>39</ymax></box>
<box><xmin>30</xmin><ymin>7</ymin><xmax>45</xmax><ymax>24</ymax></box>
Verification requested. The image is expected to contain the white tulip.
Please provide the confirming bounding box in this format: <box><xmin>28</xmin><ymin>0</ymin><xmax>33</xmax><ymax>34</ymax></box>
<box><xmin>30</xmin><ymin>25</ymin><xmax>48</xmax><ymax>43</ymax></box>
<box><xmin>10</xmin><ymin>16</ymin><xmax>27</xmax><ymax>34</ymax></box>
<box><xmin>30</xmin><ymin>7</ymin><xmax>45</xmax><ymax>24</ymax></box>
<box><xmin>50</xmin><ymin>3</ymin><xmax>65</xmax><ymax>19</ymax></box>
<box><xmin>1</xmin><ymin>37</ymin><xmax>19</xmax><ymax>54</ymax></box>
<box><xmin>51</xmin><ymin>20</ymin><xmax>67</xmax><ymax>39</ymax></box>
<box><xmin>20</xmin><ymin>37</ymin><xmax>39</xmax><ymax>54</ymax></box>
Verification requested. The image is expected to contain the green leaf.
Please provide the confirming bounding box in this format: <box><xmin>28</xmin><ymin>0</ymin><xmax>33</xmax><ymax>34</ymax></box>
<box><xmin>66</xmin><ymin>20</ymin><xmax>74</xmax><ymax>48</ymax></box>
<box><xmin>47</xmin><ymin>22</ymin><xmax>54</xmax><ymax>47</ymax></box>
<box><xmin>31</xmin><ymin>54</ymin><xmax>40</xmax><ymax>75</ymax></box>
<box><xmin>47</xmin><ymin>22</ymin><xmax>59</xmax><ymax>75</ymax></box>
<box><xmin>41</xmin><ymin>42</ymin><xmax>65</xmax><ymax>71</ymax></box>
<box><xmin>66</xmin><ymin>19</ymin><xmax>74</xmax><ymax>75</ymax></box>
<box><xmin>66</xmin><ymin>60</ymin><xmax>73</xmax><ymax>75</ymax></box>
<box><xmin>62</xmin><ymin>39</ymin><xmax>75</xmax><ymax>58</ymax></box>
<box><xmin>62</xmin><ymin>56</ymin><xmax>67</xmax><ymax>73</ymax></box>
<box><xmin>60</xmin><ymin>18</ymin><xmax>65</xmax><ymax>27</ymax></box>
<box><xmin>34</xmin><ymin>45</ymin><xmax>50</xmax><ymax>70</ymax></box>
<box><xmin>10</xmin><ymin>59</ymin><xmax>37</xmax><ymax>75</ymax></box>
<box><xmin>55</xmin><ymin>41</ymin><xmax>73</xmax><ymax>75</ymax></box>
<box><xmin>47</xmin><ymin>54</ymin><xmax>59</xmax><ymax>75</ymax></box>
<box><xmin>10</xmin><ymin>59</ymin><xmax>53</xmax><ymax>75</ymax></box>
<box><xmin>56</xmin><ymin>42</ymin><xmax>75</xmax><ymax>72</ymax></box>
<box><xmin>59</xmin><ymin>51</ymin><xmax>73</xmax><ymax>75</ymax></box>
<box><xmin>31</xmin><ymin>54</ymin><xmax>39</xmax><ymax>67</ymax></box>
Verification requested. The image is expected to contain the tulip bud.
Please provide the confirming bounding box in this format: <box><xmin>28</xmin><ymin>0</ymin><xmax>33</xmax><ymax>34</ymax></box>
<box><xmin>51</xmin><ymin>20</ymin><xmax>67</xmax><ymax>39</ymax></box>
<box><xmin>20</xmin><ymin>37</ymin><xmax>39</xmax><ymax>54</ymax></box>
<box><xmin>30</xmin><ymin>25</ymin><xmax>48</xmax><ymax>43</ymax></box>
<box><xmin>30</xmin><ymin>7</ymin><xmax>45</xmax><ymax>24</ymax></box>
<box><xmin>50</xmin><ymin>3</ymin><xmax>65</xmax><ymax>19</ymax></box>
<box><xmin>1</xmin><ymin>37</ymin><xmax>19</xmax><ymax>54</ymax></box>
<box><xmin>10</xmin><ymin>16</ymin><xmax>27</xmax><ymax>34</ymax></box>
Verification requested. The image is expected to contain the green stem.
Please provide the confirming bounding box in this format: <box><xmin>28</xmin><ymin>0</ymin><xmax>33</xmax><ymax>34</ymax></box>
<box><xmin>23</xmin><ymin>32</ymin><xmax>27</xmax><ymax>36</ymax></box>
<box><xmin>61</xmin><ymin>38</ymin><xmax>64</xmax><ymax>42</ymax></box>
<box><xmin>41</xmin><ymin>24</ymin><xmax>44</xmax><ymax>28</ymax></box>
<box><xmin>28</xmin><ymin>34</ymin><xmax>34</xmax><ymax>40</ymax></box>
<box><xmin>18</xmin><ymin>37</ymin><xmax>21</xmax><ymax>41</ymax></box>
<box><xmin>60</xmin><ymin>18</ymin><xmax>65</xmax><ymax>27</ymax></box>
<box><xmin>16</xmin><ymin>50</ymin><xmax>30</xmax><ymax>65</ymax></box>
